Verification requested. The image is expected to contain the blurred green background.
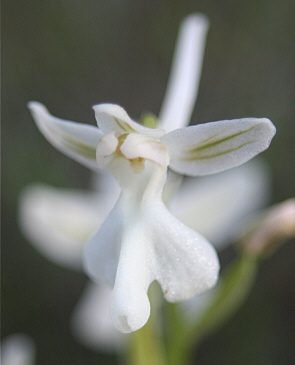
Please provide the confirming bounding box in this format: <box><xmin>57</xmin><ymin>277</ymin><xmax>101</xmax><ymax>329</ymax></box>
<box><xmin>2</xmin><ymin>0</ymin><xmax>295</xmax><ymax>364</ymax></box>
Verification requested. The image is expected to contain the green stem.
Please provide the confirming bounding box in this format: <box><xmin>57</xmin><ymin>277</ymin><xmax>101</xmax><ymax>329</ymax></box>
<box><xmin>165</xmin><ymin>302</ymin><xmax>189</xmax><ymax>365</ymax></box>
<box><xmin>127</xmin><ymin>285</ymin><xmax>168</xmax><ymax>365</ymax></box>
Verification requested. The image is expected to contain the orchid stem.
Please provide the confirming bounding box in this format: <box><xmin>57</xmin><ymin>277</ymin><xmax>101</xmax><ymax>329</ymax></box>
<box><xmin>127</xmin><ymin>284</ymin><xmax>168</xmax><ymax>365</ymax></box>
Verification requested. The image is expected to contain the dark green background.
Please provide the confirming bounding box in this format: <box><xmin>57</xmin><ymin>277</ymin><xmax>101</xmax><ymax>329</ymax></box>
<box><xmin>2</xmin><ymin>0</ymin><xmax>295</xmax><ymax>364</ymax></box>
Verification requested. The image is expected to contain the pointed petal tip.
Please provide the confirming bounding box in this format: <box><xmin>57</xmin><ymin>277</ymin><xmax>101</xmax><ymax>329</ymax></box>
<box><xmin>27</xmin><ymin>100</ymin><xmax>47</xmax><ymax>113</ymax></box>
<box><xmin>184</xmin><ymin>13</ymin><xmax>210</xmax><ymax>29</ymax></box>
<box><xmin>93</xmin><ymin>103</ymin><xmax>166</xmax><ymax>138</ymax></box>
<box><xmin>262</xmin><ymin>117</ymin><xmax>276</xmax><ymax>135</ymax></box>
<box><xmin>254</xmin><ymin>118</ymin><xmax>276</xmax><ymax>150</ymax></box>
<box><xmin>27</xmin><ymin>100</ymin><xmax>35</xmax><ymax>109</ymax></box>
<box><xmin>28</xmin><ymin>100</ymin><xmax>102</xmax><ymax>172</ymax></box>
<box><xmin>92</xmin><ymin>103</ymin><xmax>128</xmax><ymax>117</ymax></box>
<box><xmin>27</xmin><ymin>100</ymin><xmax>39</xmax><ymax>107</ymax></box>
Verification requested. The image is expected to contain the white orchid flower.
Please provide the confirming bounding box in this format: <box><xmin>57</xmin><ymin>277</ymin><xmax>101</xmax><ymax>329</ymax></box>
<box><xmin>26</xmin><ymin>11</ymin><xmax>276</xmax><ymax>334</ymax></box>
<box><xmin>1</xmin><ymin>334</ymin><xmax>36</xmax><ymax>365</ymax></box>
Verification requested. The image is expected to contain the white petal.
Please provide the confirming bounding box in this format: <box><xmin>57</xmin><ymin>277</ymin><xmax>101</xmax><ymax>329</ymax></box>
<box><xmin>83</xmin><ymin>200</ymin><xmax>123</xmax><ymax>287</ymax></box>
<box><xmin>110</xmin><ymin>221</ymin><xmax>152</xmax><ymax>333</ymax></box>
<box><xmin>162</xmin><ymin>118</ymin><xmax>276</xmax><ymax>175</ymax></box>
<box><xmin>71</xmin><ymin>283</ymin><xmax>125</xmax><ymax>352</ymax></box>
<box><xmin>18</xmin><ymin>184</ymin><xmax>115</xmax><ymax>270</ymax></box>
<box><xmin>28</xmin><ymin>102</ymin><xmax>102</xmax><ymax>171</ymax></box>
<box><xmin>158</xmin><ymin>14</ymin><xmax>209</xmax><ymax>132</ymax></box>
<box><xmin>146</xmin><ymin>200</ymin><xmax>220</xmax><ymax>302</ymax></box>
<box><xmin>1</xmin><ymin>334</ymin><xmax>36</xmax><ymax>365</ymax></box>
<box><xmin>93</xmin><ymin>104</ymin><xmax>165</xmax><ymax>138</ymax></box>
<box><xmin>121</xmin><ymin>133</ymin><xmax>169</xmax><ymax>167</ymax></box>
<box><xmin>170</xmin><ymin>159</ymin><xmax>270</xmax><ymax>249</ymax></box>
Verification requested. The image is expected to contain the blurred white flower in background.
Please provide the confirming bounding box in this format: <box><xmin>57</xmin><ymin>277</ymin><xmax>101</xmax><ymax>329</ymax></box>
<box><xmin>1</xmin><ymin>334</ymin><xmax>36</xmax><ymax>365</ymax></box>
<box><xmin>170</xmin><ymin>160</ymin><xmax>270</xmax><ymax>248</ymax></box>
<box><xmin>71</xmin><ymin>282</ymin><xmax>126</xmax><ymax>352</ymax></box>
<box><xmin>19</xmin><ymin>172</ymin><xmax>120</xmax><ymax>270</ymax></box>
<box><xmin>19</xmin><ymin>12</ymin><xmax>274</xmax><ymax>347</ymax></box>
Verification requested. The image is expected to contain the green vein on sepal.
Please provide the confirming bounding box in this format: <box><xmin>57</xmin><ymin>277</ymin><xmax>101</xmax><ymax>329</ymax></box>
<box><xmin>62</xmin><ymin>137</ymin><xmax>97</xmax><ymax>159</ymax></box>
<box><xmin>45</xmin><ymin>118</ymin><xmax>97</xmax><ymax>160</ymax></box>
<box><xmin>186</xmin><ymin>125</ymin><xmax>258</xmax><ymax>154</ymax></box>
<box><xmin>182</xmin><ymin>141</ymin><xmax>255</xmax><ymax>161</ymax></box>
